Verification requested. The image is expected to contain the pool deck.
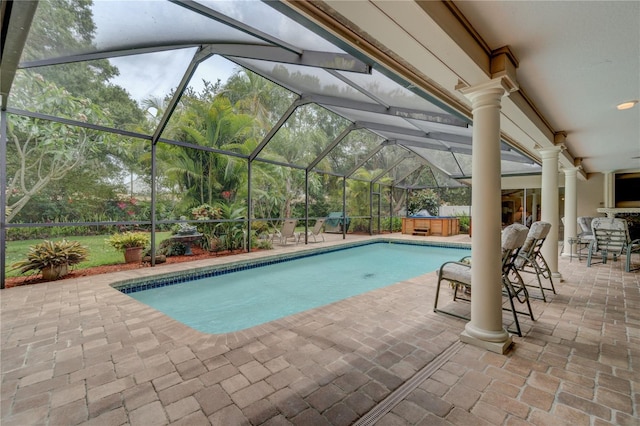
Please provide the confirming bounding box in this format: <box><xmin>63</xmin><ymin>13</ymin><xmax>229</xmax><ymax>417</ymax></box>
<box><xmin>1</xmin><ymin>232</ymin><xmax>639</xmax><ymax>425</ymax></box>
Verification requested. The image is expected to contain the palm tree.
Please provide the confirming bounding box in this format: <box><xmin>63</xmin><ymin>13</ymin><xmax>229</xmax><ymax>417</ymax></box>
<box><xmin>167</xmin><ymin>96</ymin><xmax>256</xmax><ymax>207</ymax></box>
<box><xmin>224</xmin><ymin>69</ymin><xmax>294</xmax><ymax>137</ymax></box>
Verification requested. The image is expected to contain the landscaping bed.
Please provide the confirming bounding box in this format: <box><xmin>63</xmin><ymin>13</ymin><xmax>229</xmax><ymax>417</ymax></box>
<box><xmin>4</xmin><ymin>246</ymin><xmax>248</xmax><ymax>288</ymax></box>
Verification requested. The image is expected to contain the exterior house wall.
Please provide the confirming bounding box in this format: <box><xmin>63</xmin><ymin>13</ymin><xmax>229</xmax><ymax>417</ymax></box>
<box><xmin>500</xmin><ymin>175</ymin><xmax>543</xmax><ymax>190</ymax></box>
<box><xmin>578</xmin><ymin>173</ymin><xmax>604</xmax><ymax>217</ymax></box>
<box><xmin>499</xmin><ymin>173</ymin><xmax>604</xmax><ymax>218</ymax></box>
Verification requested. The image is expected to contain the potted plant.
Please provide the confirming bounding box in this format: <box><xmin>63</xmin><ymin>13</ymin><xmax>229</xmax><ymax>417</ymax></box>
<box><xmin>105</xmin><ymin>232</ymin><xmax>150</xmax><ymax>263</ymax></box>
<box><xmin>12</xmin><ymin>240</ymin><xmax>89</xmax><ymax>281</ymax></box>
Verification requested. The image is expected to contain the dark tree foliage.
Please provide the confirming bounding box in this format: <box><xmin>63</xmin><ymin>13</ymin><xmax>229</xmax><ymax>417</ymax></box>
<box><xmin>407</xmin><ymin>189</ymin><xmax>441</xmax><ymax>216</ymax></box>
<box><xmin>435</xmin><ymin>187</ymin><xmax>471</xmax><ymax>206</ymax></box>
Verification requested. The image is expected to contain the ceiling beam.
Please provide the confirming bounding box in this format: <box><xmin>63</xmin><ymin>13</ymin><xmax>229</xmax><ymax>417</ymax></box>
<box><xmin>397</xmin><ymin>138</ymin><xmax>532</xmax><ymax>164</ymax></box>
<box><xmin>19</xmin><ymin>44</ymin><xmax>198</xmax><ymax>69</ymax></box>
<box><xmin>355</xmin><ymin>120</ymin><xmax>428</xmax><ymax>138</ymax></box>
<box><xmin>218</xmin><ymin>46</ymin><xmax>370</xmax><ymax>73</ymax></box>
<box><xmin>301</xmin><ymin>93</ymin><xmax>468</xmax><ymax>127</ymax></box>
<box><xmin>20</xmin><ymin>42</ymin><xmax>369</xmax><ymax>75</ymax></box>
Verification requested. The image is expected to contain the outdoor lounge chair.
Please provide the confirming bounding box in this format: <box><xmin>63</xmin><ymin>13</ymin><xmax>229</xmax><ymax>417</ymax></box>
<box><xmin>587</xmin><ymin>218</ymin><xmax>640</xmax><ymax>272</ymax></box>
<box><xmin>434</xmin><ymin>223</ymin><xmax>534</xmax><ymax>336</ymax></box>
<box><xmin>302</xmin><ymin>218</ymin><xmax>326</xmax><ymax>243</ymax></box>
<box><xmin>514</xmin><ymin>221</ymin><xmax>556</xmax><ymax>301</ymax></box>
<box><xmin>272</xmin><ymin>219</ymin><xmax>299</xmax><ymax>245</ymax></box>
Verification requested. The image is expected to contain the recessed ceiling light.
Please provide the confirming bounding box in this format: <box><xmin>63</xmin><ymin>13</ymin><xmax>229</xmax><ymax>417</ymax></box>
<box><xmin>617</xmin><ymin>100</ymin><xmax>638</xmax><ymax>110</ymax></box>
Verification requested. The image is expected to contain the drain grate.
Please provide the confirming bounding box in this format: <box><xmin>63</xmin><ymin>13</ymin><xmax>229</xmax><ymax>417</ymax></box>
<box><xmin>353</xmin><ymin>340</ymin><xmax>464</xmax><ymax>426</ymax></box>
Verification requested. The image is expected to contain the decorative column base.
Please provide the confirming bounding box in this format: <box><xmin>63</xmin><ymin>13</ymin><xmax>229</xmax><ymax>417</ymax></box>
<box><xmin>460</xmin><ymin>330</ymin><xmax>513</xmax><ymax>354</ymax></box>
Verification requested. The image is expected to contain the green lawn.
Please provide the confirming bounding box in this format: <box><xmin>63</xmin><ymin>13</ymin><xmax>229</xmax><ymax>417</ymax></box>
<box><xmin>5</xmin><ymin>232</ymin><xmax>172</xmax><ymax>278</ymax></box>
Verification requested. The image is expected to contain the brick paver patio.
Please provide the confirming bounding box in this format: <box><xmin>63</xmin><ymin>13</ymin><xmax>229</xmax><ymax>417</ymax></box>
<box><xmin>1</xmin><ymin>234</ymin><xmax>638</xmax><ymax>425</ymax></box>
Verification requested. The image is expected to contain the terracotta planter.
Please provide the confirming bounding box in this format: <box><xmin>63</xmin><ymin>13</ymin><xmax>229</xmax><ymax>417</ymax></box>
<box><xmin>41</xmin><ymin>263</ymin><xmax>69</xmax><ymax>281</ymax></box>
<box><xmin>124</xmin><ymin>247</ymin><xmax>143</xmax><ymax>263</ymax></box>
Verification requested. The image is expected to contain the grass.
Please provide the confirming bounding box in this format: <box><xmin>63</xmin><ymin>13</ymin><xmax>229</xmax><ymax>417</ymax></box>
<box><xmin>5</xmin><ymin>232</ymin><xmax>172</xmax><ymax>278</ymax></box>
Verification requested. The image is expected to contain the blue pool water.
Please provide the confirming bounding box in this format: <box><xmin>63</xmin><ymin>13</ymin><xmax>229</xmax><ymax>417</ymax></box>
<box><xmin>128</xmin><ymin>242</ymin><xmax>469</xmax><ymax>334</ymax></box>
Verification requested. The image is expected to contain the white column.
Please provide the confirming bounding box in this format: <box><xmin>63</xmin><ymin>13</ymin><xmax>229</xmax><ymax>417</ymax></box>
<box><xmin>539</xmin><ymin>147</ymin><xmax>562</xmax><ymax>279</ymax></box>
<box><xmin>531</xmin><ymin>192</ymin><xmax>538</xmax><ymax>221</ymax></box>
<box><xmin>459</xmin><ymin>79</ymin><xmax>513</xmax><ymax>354</ymax></box>
<box><xmin>604</xmin><ymin>172</ymin><xmax>615</xmax><ymax>208</ymax></box>
<box><xmin>562</xmin><ymin>167</ymin><xmax>578</xmax><ymax>256</ymax></box>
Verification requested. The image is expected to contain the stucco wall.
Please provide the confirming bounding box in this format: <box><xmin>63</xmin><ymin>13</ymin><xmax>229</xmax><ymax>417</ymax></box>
<box><xmin>500</xmin><ymin>175</ymin><xmax>543</xmax><ymax>190</ymax></box>
<box><xmin>577</xmin><ymin>173</ymin><xmax>604</xmax><ymax>217</ymax></box>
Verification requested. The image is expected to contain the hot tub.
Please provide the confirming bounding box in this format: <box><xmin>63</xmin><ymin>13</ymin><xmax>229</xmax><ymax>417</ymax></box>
<box><xmin>402</xmin><ymin>216</ymin><xmax>460</xmax><ymax>237</ymax></box>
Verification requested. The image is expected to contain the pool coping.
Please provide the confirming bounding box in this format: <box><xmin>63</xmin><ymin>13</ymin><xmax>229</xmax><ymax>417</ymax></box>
<box><xmin>111</xmin><ymin>237</ymin><xmax>471</xmax><ymax>294</ymax></box>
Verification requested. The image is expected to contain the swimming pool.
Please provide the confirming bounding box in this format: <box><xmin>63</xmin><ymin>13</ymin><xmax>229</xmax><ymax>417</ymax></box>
<box><xmin>116</xmin><ymin>241</ymin><xmax>469</xmax><ymax>334</ymax></box>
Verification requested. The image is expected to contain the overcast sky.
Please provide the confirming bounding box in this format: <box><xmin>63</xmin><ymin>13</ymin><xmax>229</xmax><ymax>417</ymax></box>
<box><xmin>89</xmin><ymin>0</ymin><xmax>338</xmax><ymax>105</ymax></box>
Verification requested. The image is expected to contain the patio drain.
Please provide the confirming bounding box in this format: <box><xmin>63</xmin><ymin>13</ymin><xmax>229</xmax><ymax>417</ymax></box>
<box><xmin>353</xmin><ymin>340</ymin><xmax>464</xmax><ymax>426</ymax></box>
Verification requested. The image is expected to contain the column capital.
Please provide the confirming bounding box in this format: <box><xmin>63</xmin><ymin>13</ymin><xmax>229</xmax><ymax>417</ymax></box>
<box><xmin>537</xmin><ymin>146</ymin><xmax>562</xmax><ymax>160</ymax></box>
<box><xmin>458</xmin><ymin>77</ymin><xmax>518</xmax><ymax>103</ymax></box>
<box><xmin>562</xmin><ymin>166</ymin><xmax>579</xmax><ymax>176</ymax></box>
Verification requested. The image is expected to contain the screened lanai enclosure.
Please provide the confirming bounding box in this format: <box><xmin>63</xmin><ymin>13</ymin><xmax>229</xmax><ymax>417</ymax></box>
<box><xmin>1</xmin><ymin>0</ymin><xmax>542</xmax><ymax>287</ymax></box>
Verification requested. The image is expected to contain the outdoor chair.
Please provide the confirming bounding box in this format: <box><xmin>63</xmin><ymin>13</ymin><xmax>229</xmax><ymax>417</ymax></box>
<box><xmin>572</xmin><ymin>216</ymin><xmax>596</xmax><ymax>260</ymax></box>
<box><xmin>514</xmin><ymin>221</ymin><xmax>556</xmax><ymax>301</ymax></box>
<box><xmin>434</xmin><ymin>223</ymin><xmax>534</xmax><ymax>336</ymax></box>
<box><xmin>587</xmin><ymin>218</ymin><xmax>640</xmax><ymax>272</ymax></box>
<box><xmin>272</xmin><ymin>219</ymin><xmax>299</xmax><ymax>245</ymax></box>
<box><xmin>302</xmin><ymin>218</ymin><xmax>326</xmax><ymax>243</ymax></box>
<box><xmin>577</xmin><ymin>216</ymin><xmax>596</xmax><ymax>241</ymax></box>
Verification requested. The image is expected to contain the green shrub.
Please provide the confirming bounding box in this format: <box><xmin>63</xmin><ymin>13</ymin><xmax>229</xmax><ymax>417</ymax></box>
<box><xmin>105</xmin><ymin>232</ymin><xmax>150</xmax><ymax>251</ymax></box>
<box><xmin>349</xmin><ymin>218</ymin><xmax>369</xmax><ymax>233</ymax></box>
<box><xmin>381</xmin><ymin>217</ymin><xmax>402</xmax><ymax>232</ymax></box>
<box><xmin>457</xmin><ymin>213</ymin><xmax>470</xmax><ymax>233</ymax></box>
<box><xmin>251</xmin><ymin>220</ymin><xmax>270</xmax><ymax>237</ymax></box>
<box><xmin>255</xmin><ymin>239</ymin><xmax>273</xmax><ymax>250</ymax></box>
<box><xmin>155</xmin><ymin>239</ymin><xmax>187</xmax><ymax>257</ymax></box>
<box><xmin>12</xmin><ymin>240</ymin><xmax>89</xmax><ymax>276</ymax></box>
